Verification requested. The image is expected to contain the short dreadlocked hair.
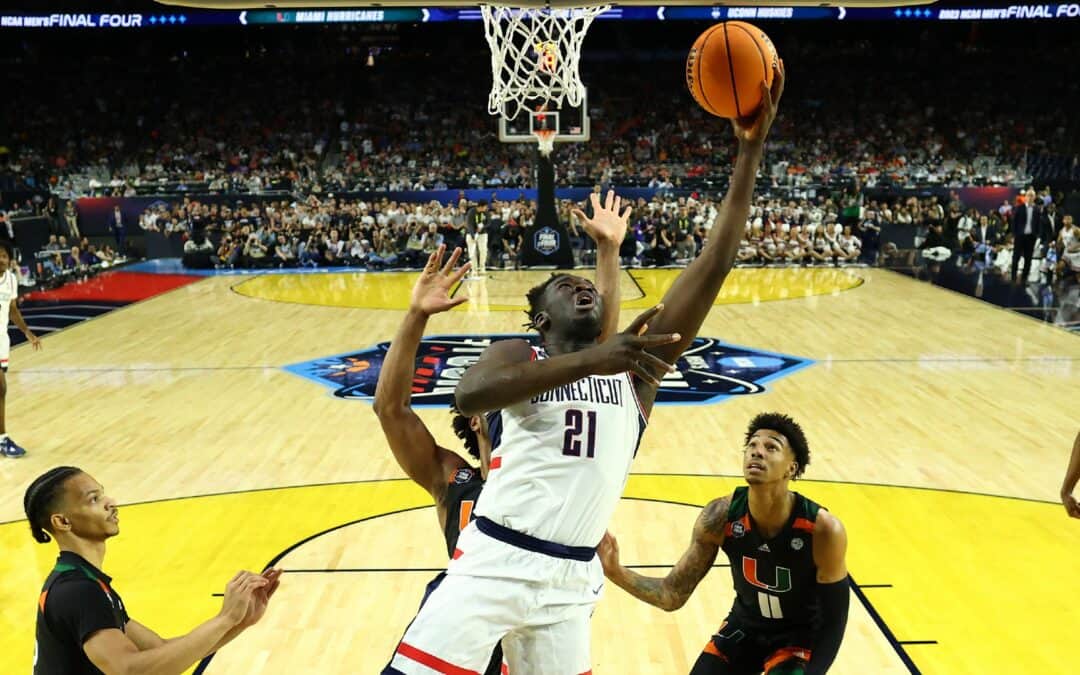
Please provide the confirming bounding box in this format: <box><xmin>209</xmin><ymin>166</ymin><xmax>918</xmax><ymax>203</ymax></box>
<box><xmin>745</xmin><ymin>413</ymin><xmax>810</xmax><ymax>479</ymax></box>
<box><xmin>24</xmin><ymin>466</ymin><xmax>83</xmax><ymax>544</ymax></box>
<box><xmin>450</xmin><ymin>404</ymin><xmax>481</xmax><ymax>459</ymax></box>
<box><xmin>524</xmin><ymin>273</ymin><xmax>574</xmax><ymax>330</ymax></box>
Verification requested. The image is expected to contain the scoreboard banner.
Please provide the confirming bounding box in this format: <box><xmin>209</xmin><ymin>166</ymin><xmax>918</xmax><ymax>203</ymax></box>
<box><xmin>3</xmin><ymin>4</ymin><xmax>1080</xmax><ymax>28</ymax></box>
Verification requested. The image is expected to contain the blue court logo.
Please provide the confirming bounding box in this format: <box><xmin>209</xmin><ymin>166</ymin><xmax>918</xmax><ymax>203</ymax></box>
<box><xmin>533</xmin><ymin>227</ymin><xmax>560</xmax><ymax>256</ymax></box>
<box><xmin>283</xmin><ymin>335</ymin><xmax>812</xmax><ymax>406</ymax></box>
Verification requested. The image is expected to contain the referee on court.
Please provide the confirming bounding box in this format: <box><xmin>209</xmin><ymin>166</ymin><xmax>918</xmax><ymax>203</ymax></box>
<box><xmin>25</xmin><ymin>466</ymin><xmax>282</xmax><ymax>674</ymax></box>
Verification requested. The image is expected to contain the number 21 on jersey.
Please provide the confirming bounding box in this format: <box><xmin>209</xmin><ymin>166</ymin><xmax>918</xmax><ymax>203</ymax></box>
<box><xmin>562</xmin><ymin>409</ymin><xmax>597</xmax><ymax>458</ymax></box>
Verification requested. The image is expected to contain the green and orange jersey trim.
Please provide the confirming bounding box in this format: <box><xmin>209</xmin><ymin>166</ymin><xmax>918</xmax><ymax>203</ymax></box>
<box><xmin>725</xmin><ymin>486</ymin><xmax>821</xmax><ymax>536</ymax></box>
<box><xmin>38</xmin><ymin>561</ymin><xmax>113</xmax><ymax>618</ymax></box>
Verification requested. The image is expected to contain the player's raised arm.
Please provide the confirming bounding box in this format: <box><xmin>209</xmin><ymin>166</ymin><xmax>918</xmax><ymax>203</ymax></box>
<box><xmin>373</xmin><ymin>245</ymin><xmax>472</xmax><ymax>497</ymax></box>
<box><xmin>636</xmin><ymin>64</ymin><xmax>784</xmax><ymax>390</ymax></box>
<box><xmin>573</xmin><ymin>190</ymin><xmax>631</xmax><ymax>342</ymax></box>
<box><xmin>807</xmin><ymin>510</ymin><xmax>850</xmax><ymax>675</ymax></box>
<box><xmin>454</xmin><ymin>304</ymin><xmax>679</xmax><ymax>416</ymax></box>
<box><xmin>1061</xmin><ymin>429</ymin><xmax>1080</xmax><ymax>518</ymax></box>
<box><xmin>598</xmin><ymin>496</ymin><xmax>729</xmax><ymax>611</ymax></box>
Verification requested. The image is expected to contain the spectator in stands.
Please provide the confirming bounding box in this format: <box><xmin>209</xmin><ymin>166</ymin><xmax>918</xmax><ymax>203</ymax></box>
<box><xmin>501</xmin><ymin>217</ymin><xmax>523</xmax><ymax>270</ymax></box>
<box><xmin>325</xmin><ymin>229</ymin><xmax>345</xmax><ymax>261</ymax></box>
<box><xmin>182</xmin><ymin>232</ymin><xmax>216</xmax><ymax>269</ymax></box>
<box><xmin>98</xmin><ymin>245</ymin><xmax>117</xmax><ymax>266</ymax></box>
<box><xmin>420</xmin><ymin>223</ymin><xmax>443</xmax><ymax>254</ymax></box>
<box><xmin>109</xmin><ymin>206</ymin><xmax>126</xmax><ymax>252</ymax></box>
<box><xmin>64</xmin><ymin>202</ymin><xmax>79</xmax><ymax>239</ymax></box>
<box><xmin>673</xmin><ymin>208</ymin><xmax>696</xmax><ymax>263</ymax></box>
<box><xmin>298</xmin><ymin>234</ymin><xmax>321</xmax><ymax>267</ymax></box>
<box><xmin>65</xmin><ymin>246</ymin><xmax>86</xmax><ymax>273</ymax></box>
<box><xmin>274</xmin><ymin>235</ymin><xmax>296</xmax><ymax>268</ymax></box>
<box><xmin>371</xmin><ymin>229</ymin><xmax>399</xmax><ymax>269</ymax></box>
<box><xmin>244</xmin><ymin>232</ymin><xmax>269</xmax><ymax>268</ymax></box>
<box><xmin>217</xmin><ymin>235</ymin><xmax>238</xmax><ymax>268</ymax></box>
<box><xmin>397</xmin><ymin>226</ymin><xmax>424</xmax><ymax>268</ymax></box>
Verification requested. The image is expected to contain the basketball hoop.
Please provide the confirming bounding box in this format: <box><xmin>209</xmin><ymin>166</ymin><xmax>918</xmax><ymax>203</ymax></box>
<box><xmin>535</xmin><ymin>129</ymin><xmax>557</xmax><ymax>156</ymax></box>
<box><xmin>481</xmin><ymin>3</ymin><xmax>609</xmax><ymax>122</ymax></box>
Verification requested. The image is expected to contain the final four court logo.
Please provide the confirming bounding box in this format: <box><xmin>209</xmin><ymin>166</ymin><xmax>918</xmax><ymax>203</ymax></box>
<box><xmin>284</xmin><ymin>335</ymin><xmax>813</xmax><ymax>406</ymax></box>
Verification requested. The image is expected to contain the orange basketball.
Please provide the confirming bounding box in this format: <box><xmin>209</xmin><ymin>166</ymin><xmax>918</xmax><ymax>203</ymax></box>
<box><xmin>686</xmin><ymin>21</ymin><xmax>778</xmax><ymax>119</ymax></box>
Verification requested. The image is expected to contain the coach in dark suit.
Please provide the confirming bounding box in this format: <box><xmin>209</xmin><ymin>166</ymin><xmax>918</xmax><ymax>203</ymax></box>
<box><xmin>1011</xmin><ymin>197</ymin><xmax>1041</xmax><ymax>283</ymax></box>
<box><xmin>109</xmin><ymin>206</ymin><xmax>126</xmax><ymax>253</ymax></box>
<box><xmin>1040</xmin><ymin>202</ymin><xmax>1061</xmax><ymax>241</ymax></box>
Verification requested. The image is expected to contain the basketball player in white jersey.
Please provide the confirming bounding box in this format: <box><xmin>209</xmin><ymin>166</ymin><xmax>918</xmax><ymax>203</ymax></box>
<box><xmin>0</xmin><ymin>240</ymin><xmax>41</xmax><ymax>458</ymax></box>
<box><xmin>386</xmin><ymin>65</ymin><xmax>784</xmax><ymax>675</ymax></box>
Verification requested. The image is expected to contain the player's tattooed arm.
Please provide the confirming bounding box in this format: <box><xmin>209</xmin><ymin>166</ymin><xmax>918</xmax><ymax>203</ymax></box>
<box><xmin>599</xmin><ymin>496</ymin><xmax>729</xmax><ymax>611</ymax></box>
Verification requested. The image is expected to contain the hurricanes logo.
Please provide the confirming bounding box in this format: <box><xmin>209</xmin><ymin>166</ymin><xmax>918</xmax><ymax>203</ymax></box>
<box><xmin>284</xmin><ymin>336</ymin><xmax>812</xmax><ymax>406</ymax></box>
<box><xmin>743</xmin><ymin>557</ymin><xmax>792</xmax><ymax>593</ymax></box>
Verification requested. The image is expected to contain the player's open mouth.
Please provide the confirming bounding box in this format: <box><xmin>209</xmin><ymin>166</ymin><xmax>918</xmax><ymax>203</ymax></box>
<box><xmin>747</xmin><ymin>462</ymin><xmax>765</xmax><ymax>471</ymax></box>
<box><xmin>575</xmin><ymin>291</ymin><xmax>595</xmax><ymax>310</ymax></box>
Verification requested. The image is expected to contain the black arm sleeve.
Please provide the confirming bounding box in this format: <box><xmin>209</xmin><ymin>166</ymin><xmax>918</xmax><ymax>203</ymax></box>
<box><xmin>48</xmin><ymin>579</ymin><xmax>126</xmax><ymax>646</ymax></box>
<box><xmin>806</xmin><ymin>577</ymin><xmax>850</xmax><ymax>674</ymax></box>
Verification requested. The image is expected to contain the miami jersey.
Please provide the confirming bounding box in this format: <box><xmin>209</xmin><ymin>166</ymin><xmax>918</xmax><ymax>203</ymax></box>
<box><xmin>475</xmin><ymin>347</ymin><xmax>647</xmax><ymax>547</ymax></box>
<box><xmin>722</xmin><ymin>486</ymin><xmax>823</xmax><ymax>630</ymax></box>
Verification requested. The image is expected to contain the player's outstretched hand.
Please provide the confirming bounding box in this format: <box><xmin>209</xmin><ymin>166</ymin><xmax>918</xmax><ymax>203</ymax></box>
<box><xmin>598</xmin><ymin>531</ymin><xmax>622</xmax><ymax>577</ymax></box>
<box><xmin>1063</xmin><ymin>491</ymin><xmax>1080</xmax><ymax>519</ymax></box>
<box><xmin>410</xmin><ymin>245</ymin><xmax>471</xmax><ymax>317</ymax></box>
<box><xmin>241</xmin><ymin>568</ymin><xmax>283</xmax><ymax>628</ymax></box>
<box><xmin>28</xmin><ymin>334</ymin><xmax>42</xmax><ymax>351</ymax></box>
<box><xmin>732</xmin><ymin>60</ymin><xmax>785</xmax><ymax>145</ymax></box>
<box><xmin>219</xmin><ymin>571</ymin><xmax>270</xmax><ymax>626</ymax></box>
<box><xmin>572</xmin><ymin>190</ymin><xmax>631</xmax><ymax>247</ymax></box>
<box><xmin>587</xmin><ymin>304</ymin><xmax>679</xmax><ymax>386</ymax></box>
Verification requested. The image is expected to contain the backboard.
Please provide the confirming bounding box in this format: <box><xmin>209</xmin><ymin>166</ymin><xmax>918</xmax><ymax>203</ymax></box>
<box><xmin>499</xmin><ymin>90</ymin><xmax>589</xmax><ymax>144</ymax></box>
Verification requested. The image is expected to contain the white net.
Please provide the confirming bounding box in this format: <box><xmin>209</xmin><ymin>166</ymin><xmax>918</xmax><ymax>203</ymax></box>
<box><xmin>481</xmin><ymin>3</ymin><xmax>609</xmax><ymax>122</ymax></box>
<box><xmin>535</xmin><ymin>129</ymin><xmax>556</xmax><ymax>155</ymax></box>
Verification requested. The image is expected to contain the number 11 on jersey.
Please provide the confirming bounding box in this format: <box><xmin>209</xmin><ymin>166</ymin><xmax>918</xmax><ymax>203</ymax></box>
<box><xmin>562</xmin><ymin>409</ymin><xmax>597</xmax><ymax>458</ymax></box>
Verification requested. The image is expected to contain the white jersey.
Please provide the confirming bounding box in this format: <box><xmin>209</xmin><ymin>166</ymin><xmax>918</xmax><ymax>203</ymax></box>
<box><xmin>0</xmin><ymin>269</ymin><xmax>16</xmax><ymax>336</ymax></box>
<box><xmin>476</xmin><ymin>347</ymin><xmax>647</xmax><ymax>548</ymax></box>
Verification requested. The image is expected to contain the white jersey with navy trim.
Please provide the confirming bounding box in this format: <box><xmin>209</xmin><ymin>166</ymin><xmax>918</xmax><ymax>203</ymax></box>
<box><xmin>475</xmin><ymin>346</ymin><xmax>647</xmax><ymax>548</ymax></box>
<box><xmin>0</xmin><ymin>269</ymin><xmax>17</xmax><ymax>341</ymax></box>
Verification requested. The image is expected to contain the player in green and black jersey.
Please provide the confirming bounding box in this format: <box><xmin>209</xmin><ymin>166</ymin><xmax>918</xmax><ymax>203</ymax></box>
<box><xmin>25</xmin><ymin>467</ymin><xmax>280</xmax><ymax>675</ymax></box>
<box><xmin>600</xmin><ymin>413</ymin><xmax>849</xmax><ymax>674</ymax></box>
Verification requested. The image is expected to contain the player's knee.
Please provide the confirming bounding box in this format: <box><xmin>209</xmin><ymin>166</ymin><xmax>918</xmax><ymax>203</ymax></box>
<box><xmin>765</xmin><ymin>658</ymin><xmax>808</xmax><ymax>675</ymax></box>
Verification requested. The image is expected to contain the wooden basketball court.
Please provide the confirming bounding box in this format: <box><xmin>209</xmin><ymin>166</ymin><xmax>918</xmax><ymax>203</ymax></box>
<box><xmin>1</xmin><ymin>266</ymin><xmax>1076</xmax><ymax>674</ymax></box>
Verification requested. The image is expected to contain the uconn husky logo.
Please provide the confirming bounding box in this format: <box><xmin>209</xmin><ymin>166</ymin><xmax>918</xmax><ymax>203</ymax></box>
<box><xmin>284</xmin><ymin>336</ymin><xmax>812</xmax><ymax>406</ymax></box>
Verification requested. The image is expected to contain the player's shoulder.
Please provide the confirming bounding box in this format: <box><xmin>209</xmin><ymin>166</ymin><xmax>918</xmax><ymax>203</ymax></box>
<box><xmin>45</xmin><ymin>573</ymin><xmax>110</xmax><ymax>610</ymax></box>
<box><xmin>695</xmin><ymin>493</ymin><xmax>733</xmax><ymax>543</ymax></box>
<box><xmin>477</xmin><ymin>338</ymin><xmax>534</xmax><ymax>363</ymax></box>
<box><xmin>812</xmin><ymin>508</ymin><xmax>846</xmax><ymax>543</ymax></box>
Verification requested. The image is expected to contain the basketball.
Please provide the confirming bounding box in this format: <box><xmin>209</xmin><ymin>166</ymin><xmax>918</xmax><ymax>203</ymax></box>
<box><xmin>686</xmin><ymin>21</ymin><xmax>779</xmax><ymax>119</ymax></box>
